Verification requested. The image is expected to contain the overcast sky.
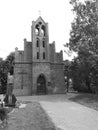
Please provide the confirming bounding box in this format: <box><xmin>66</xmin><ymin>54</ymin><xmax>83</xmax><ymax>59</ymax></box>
<box><xmin>0</xmin><ymin>0</ymin><xmax>76</xmax><ymax>60</ymax></box>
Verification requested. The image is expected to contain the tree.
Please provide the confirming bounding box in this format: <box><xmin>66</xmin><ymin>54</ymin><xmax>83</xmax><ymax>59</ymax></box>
<box><xmin>4</xmin><ymin>52</ymin><xmax>15</xmax><ymax>74</ymax></box>
<box><xmin>64</xmin><ymin>60</ymin><xmax>71</xmax><ymax>92</ymax></box>
<box><xmin>0</xmin><ymin>58</ymin><xmax>7</xmax><ymax>94</ymax></box>
<box><xmin>66</xmin><ymin>0</ymin><xmax>98</xmax><ymax>93</ymax></box>
<box><xmin>0</xmin><ymin>52</ymin><xmax>15</xmax><ymax>94</ymax></box>
<box><xmin>68</xmin><ymin>0</ymin><xmax>98</xmax><ymax>54</ymax></box>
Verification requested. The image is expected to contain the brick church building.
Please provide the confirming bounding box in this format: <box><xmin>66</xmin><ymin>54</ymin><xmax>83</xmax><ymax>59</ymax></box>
<box><xmin>13</xmin><ymin>16</ymin><xmax>65</xmax><ymax>96</ymax></box>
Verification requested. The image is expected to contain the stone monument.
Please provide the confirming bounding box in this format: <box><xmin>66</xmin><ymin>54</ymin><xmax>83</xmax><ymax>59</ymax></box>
<box><xmin>4</xmin><ymin>72</ymin><xmax>17</xmax><ymax>107</ymax></box>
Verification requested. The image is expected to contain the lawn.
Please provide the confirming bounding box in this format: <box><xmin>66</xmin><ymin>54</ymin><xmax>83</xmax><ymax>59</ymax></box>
<box><xmin>5</xmin><ymin>101</ymin><xmax>62</xmax><ymax>130</ymax></box>
<box><xmin>69</xmin><ymin>93</ymin><xmax>98</xmax><ymax>111</ymax></box>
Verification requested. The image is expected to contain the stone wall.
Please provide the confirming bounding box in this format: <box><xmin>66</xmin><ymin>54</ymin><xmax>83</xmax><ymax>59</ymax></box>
<box><xmin>13</xmin><ymin>63</ymin><xmax>32</xmax><ymax>96</ymax></box>
<box><xmin>49</xmin><ymin>42</ymin><xmax>56</xmax><ymax>62</ymax></box>
<box><xmin>13</xmin><ymin>16</ymin><xmax>65</xmax><ymax>96</ymax></box>
<box><xmin>55</xmin><ymin>51</ymin><xmax>63</xmax><ymax>63</ymax></box>
<box><xmin>50</xmin><ymin>63</ymin><xmax>65</xmax><ymax>94</ymax></box>
<box><xmin>32</xmin><ymin>62</ymin><xmax>51</xmax><ymax>94</ymax></box>
<box><xmin>24</xmin><ymin>39</ymin><xmax>32</xmax><ymax>62</ymax></box>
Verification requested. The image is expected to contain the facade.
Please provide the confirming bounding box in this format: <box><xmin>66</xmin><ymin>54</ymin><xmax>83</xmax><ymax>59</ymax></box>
<box><xmin>13</xmin><ymin>16</ymin><xmax>65</xmax><ymax>96</ymax></box>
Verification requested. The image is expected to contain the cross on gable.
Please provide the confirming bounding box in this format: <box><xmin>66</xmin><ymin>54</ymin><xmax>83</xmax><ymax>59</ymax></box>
<box><xmin>38</xmin><ymin>10</ymin><xmax>41</xmax><ymax>16</ymax></box>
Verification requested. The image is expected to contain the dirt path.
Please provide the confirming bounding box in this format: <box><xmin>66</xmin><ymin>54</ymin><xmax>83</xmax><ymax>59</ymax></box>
<box><xmin>40</xmin><ymin>100</ymin><xmax>98</xmax><ymax>130</ymax></box>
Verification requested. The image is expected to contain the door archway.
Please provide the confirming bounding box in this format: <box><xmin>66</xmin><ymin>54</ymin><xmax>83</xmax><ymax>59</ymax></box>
<box><xmin>37</xmin><ymin>74</ymin><xmax>47</xmax><ymax>94</ymax></box>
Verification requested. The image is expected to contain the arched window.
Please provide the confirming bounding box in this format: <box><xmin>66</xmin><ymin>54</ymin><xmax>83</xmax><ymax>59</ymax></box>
<box><xmin>38</xmin><ymin>22</ymin><xmax>42</xmax><ymax>25</ymax></box>
<box><xmin>35</xmin><ymin>24</ymin><xmax>39</xmax><ymax>35</ymax></box>
<box><xmin>36</xmin><ymin>39</ymin><xmax>39</xmax><ymax>47</ymax></box>
<box><xmin>35</xmin><ymin>28</ymin><xmax>39</xmax><ymax>35</ymax></box>
<box><xmin>43</xmin><ymin>40</ymin><xmax>45</xmax><ymax>48</ymax></box>
<box><xmin>41</xmin><ymin>25</ymin><xmax>45</xmax><ymax>36</ymax></box>
<box><xmin>43</xmin><ymin>52</ymin><xmax>45</xmax><ymax>59</ymax></box>
<box><xmin>37</xmin><ymin>52</ymin><xmax>39</xmax><ymax>59</ymax></box>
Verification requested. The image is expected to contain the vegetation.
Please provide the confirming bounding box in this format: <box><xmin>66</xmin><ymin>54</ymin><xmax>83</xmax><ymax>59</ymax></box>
<box><xmin>69</xmin><ymin>93</ymin><xmax>98</xmax><ymax>111</ymax></box>
<box><xmin>0</xmin><ymin>52</ymin><xmax>15</xmax><ymax>94</ymax></box>
<box><xmin>6</xmin><ymin>102</ymin><xmax>60</xmax><ymax>130</ymax></box>
<box><xmin>65</xmin><ymin>0</ymin><xmax>98</xmax><ymax>93</ymax></box>
<box><xmin>64</xmin><ymin>60</ymin><xmax>72</xmax><ymax>92</ymax></box>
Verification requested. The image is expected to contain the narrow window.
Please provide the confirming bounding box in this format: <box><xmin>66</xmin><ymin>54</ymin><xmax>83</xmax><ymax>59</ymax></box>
<box><xmin>43</xmin><ymin>40</ymin><xmax>45</xmax><ymax>48</ymax></box>
<box><xmin>43</xmin><ymin>52</ymin><xmax>45</xmax><ymax>59</ymax></box>
<box><xmin>36</xmin><ymin>39</ymin><xmax>39</xmax><ymax>47</ymax></box>
<box><xmin>41</xmin><ymin>25</ymin><xmax>45</xmax><ymax>36</ymax></box>
<box><xmin>37</xmin><ymin>52</ymin><xmax>39</xmax><ymax>59</ymax></box>
<box><xmin>35</xmin><ymin>24</ymin><xmax>39</xmax><ymax>35</ymax></box>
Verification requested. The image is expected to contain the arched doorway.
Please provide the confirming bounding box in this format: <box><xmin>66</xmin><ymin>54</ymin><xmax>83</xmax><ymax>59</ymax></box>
<box><xmin>37</xmin><ymin>74</ymin><xmax>47</xmax><ymax>95</ymax></box>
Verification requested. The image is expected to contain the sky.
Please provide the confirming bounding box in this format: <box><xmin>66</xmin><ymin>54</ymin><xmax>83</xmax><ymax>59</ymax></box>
<box><xmin>0</xmin><ymin>0</ymin><xmax>76</xmax><ymax>60</ymax></box>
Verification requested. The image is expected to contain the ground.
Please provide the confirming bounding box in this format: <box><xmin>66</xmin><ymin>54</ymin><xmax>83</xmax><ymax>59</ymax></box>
<box><xmin>6</xmin><ymin>102</ymin><xmax>59</xmax><ymax>130</ymax></box>
<box><xmin>69</xmin><ymin>93</ymin><xmax>98</xmax><ymax>111</ymax></box>
<box><xmin>1</xmin><ymin>93</ymin><xmax>98</xmax><ymax>130</ymax></box>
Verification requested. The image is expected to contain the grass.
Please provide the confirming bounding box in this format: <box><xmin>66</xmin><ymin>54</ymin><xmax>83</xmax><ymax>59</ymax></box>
<box><xmin>69</xmin><ymin>93</ymin><xmax>98</xmax><ymax>111</ymax></box>
<box><xmin>7</xmin><ymin>101</ymin><xmax>62</xmax><ymax>130</ymax></box>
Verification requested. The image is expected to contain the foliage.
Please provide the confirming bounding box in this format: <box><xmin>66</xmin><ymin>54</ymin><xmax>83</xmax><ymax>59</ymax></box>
<box><xmin>68</xmin><ymin>0</ymin><xmax>98</xmax><ymax>54</ymax></box>
<box><xmin>0</xmin><ymin>59</ymin><xmax>7</xmax><ymax>94</ymax></box>
<box><xmin>64</xmin><ymin>60</ymin><xmax>72</xmax><ymax>92</ymax></box>
<box><xmin>4</xmin><ymin>52</ymin><xmax>15</xmax><ymax>75</ymax></box>
<box><xmin>0</xmin><ymin>52</ymin><xmax>15</xmax><ymax>94</ymax></box>
<box><xmin>0</xmin><ymin>108</ymin><xmax>7</xmax><ymax>121</ymax></box>
<box><xmin>66</xmin><ymin>0</ymin><xmax>98</xmax><ymax>93</ymax></box>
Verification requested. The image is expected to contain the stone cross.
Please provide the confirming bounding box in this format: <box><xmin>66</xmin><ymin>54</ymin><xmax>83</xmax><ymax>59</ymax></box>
<box><xmin>39</xmin><ymin>10</ymin><xmax>41</xmax><ymax>16</ymax></box>
<box><xmin>18</xmin><ymin>70</ymin><xmax>27</xmax><ymax>89</ymax></box>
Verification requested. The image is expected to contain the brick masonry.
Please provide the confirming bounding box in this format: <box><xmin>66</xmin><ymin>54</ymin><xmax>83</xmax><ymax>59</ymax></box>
<box><xmin>13</xmin><ymin>16</ymin><xmax>65</xmax><ymax>96</ymax></box>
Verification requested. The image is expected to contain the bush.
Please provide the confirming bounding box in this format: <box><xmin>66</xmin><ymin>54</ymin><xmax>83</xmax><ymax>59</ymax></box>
<box><xmin>0</xmin><ymin>108</ymin><xmax>7</xmax><ymax>121</ymax></box>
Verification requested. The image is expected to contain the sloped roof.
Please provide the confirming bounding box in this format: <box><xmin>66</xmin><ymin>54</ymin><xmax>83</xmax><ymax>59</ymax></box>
<box><xmin>35</xmin><ymin>16</ymin><xmax>46</xmax><ymax>25</ymax></box>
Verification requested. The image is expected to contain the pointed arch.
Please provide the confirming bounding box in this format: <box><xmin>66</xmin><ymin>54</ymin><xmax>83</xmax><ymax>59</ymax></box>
<box><xmin>36</xmin><ymin>74</ymin><xmax>47</xmax><ymax>94</ymax></box>
<box><xmin>35</xmin><ymin>24</ymin><xmax>40</xmax><ymax>35</ymax></box>
<box><xmin>42</xmin><ymin>39</ymin><xmax>45</xmax><ymax>47</ymax></box>
<box><xmin>36</xmin><ymin>38</ymin><xmax>40</xmax><ymax>47</ymax></box>
<box><xmin>41</xmin><ymin>25</ymin><xmax>45</xmax><ymax>36</ymax></box>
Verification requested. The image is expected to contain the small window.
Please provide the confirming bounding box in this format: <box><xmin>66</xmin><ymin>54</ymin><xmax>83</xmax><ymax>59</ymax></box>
<box><xmin>39</xmin><ymin>22</ymin><xmax>42</xmax><ymax>25</ymax></box>
<box><xmin>43</xmin><ymin>52</ymin><xmax>45</xmax><ymax>59</ymax></box>
<box><xmin>37</xmin><ymin>52</ymin><xmax>39</xmax><ymax>59</ymax></box>
<box><xmin>36</xmin><ymin>39</ymin><xmax>39</xmax><ymax>47</ymax></box>
<box><xmin>43</xmin><ymin>40</ymin><xmax>45</xmax><ymax>48</ymax></box>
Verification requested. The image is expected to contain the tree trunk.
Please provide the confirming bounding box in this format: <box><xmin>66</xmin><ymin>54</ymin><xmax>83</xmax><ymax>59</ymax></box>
<box><xmin>66</xmin><ymin>76</ymin><xmax>69</xmax><ymax>92</ymax></box>
<box><xmin>86</xmin><ymin>77</ymin><xmax>92</xmax><ymax>93</ymax></box>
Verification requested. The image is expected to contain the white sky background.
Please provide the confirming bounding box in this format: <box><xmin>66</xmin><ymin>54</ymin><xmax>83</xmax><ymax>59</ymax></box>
<box><xmin>0</xmin><ymin>0</ymin><xmax>76</xmax><ymax>60</ymax></box>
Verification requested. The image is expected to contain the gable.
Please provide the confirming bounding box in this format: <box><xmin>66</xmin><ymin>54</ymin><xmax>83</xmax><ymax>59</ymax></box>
<box><xmin>35</xmin><ymin>16</ymin><xmax>46</xmax><ymax>25</ymax></box>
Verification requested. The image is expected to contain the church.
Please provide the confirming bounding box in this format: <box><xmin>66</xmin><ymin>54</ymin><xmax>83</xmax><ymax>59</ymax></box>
<box><xmin>13</xmin><ymin>16</ymin><xmax>65</xmax><ymax>96</ymax></box>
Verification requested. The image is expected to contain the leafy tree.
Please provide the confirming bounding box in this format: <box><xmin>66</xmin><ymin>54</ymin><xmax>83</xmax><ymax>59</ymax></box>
<box><xmin>0</xmin><ymin>58</ymin><xmax>7</xmax><ymax>94</ymax></box>
<box><xmin>68</xmin><ymin>0</ymin><xmax>98</xmax><ymax>54</ymax></box>
<box><xmin>66</xmin><ymin>0</ymin><xmax>98</xmax><ymax>93</ymax></box>
<box><xmin>4</xmin><ymin>52</ymin><xmax>15</xmax><ymax>74</ymax></box>
<box><xmin>64</xmin><ymin>60</ymin><xmax>71</xmax><ymax>92</ymax></box>
<box><xmin>0</xmin><ymin>52</ymin><xmax>15</xmax><ymax>94</ymax></box>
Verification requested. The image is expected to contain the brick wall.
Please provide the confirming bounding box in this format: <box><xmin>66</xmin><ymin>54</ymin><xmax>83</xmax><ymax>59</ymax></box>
<box><xmin>24</xmin><ymin>39</ymin><xmax>32</xmax><ymax>62</ymax></box>
<box><xmin>50</xmin><ymin>63</ymin><xmax>65</xmax><ymax>94</ymax></box>
<box><xmin>32</xmin><ymin>62</ymin><xmax>51</xmax><ymax>94</ymax></box>
<box><xmin>13</xmin><ymin>16</ymin><xmax>65</xmax><ymax>96</ymax></box>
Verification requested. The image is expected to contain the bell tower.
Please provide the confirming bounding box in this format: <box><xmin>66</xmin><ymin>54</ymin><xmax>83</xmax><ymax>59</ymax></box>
<box><xmin>31</xmin><ymin>16</ymin><xmax>49</xmax><ymax>62</ymax></box>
